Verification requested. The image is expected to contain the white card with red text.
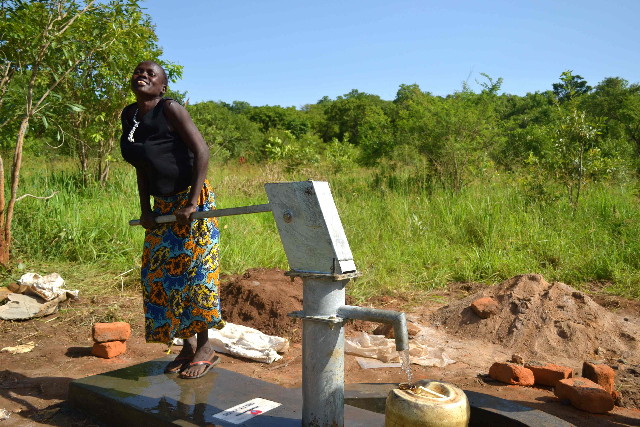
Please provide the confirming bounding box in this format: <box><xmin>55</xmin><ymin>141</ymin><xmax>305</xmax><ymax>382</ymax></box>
<box><xmin>212</xmin><ymin>397</ymin><xmax>281</xmax><ymax>424</ymax></box>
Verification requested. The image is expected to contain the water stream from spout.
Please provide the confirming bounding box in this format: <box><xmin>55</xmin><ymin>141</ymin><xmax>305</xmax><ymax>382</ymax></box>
<box><xmin>400</xmin><ymin>349</ymin><xmax>413</xmax><ymax>384</ymax></box>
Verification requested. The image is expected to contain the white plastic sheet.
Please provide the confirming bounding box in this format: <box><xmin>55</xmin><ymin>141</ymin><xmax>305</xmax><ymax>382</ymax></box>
<box><xmin>16</xmin><ymin>273</ymin><xmax>78</xmax><ymax>301</ymax></box>
<box><xmin>1</xmin><ymin>342</ymin><xmax>35</xmax><ymax>354</ymax></box>
<box><xmin>0</xmin><ymin>293</ymin><xmax>67</xmax><ymax>320</ymax></box>
<box><xmin>173</xmin><ymin>323</ymin><xmax>289</xmax><ymax>364</ymax></box>
<box><xmin>345</xmin><ymin>329</ymin><xmax>456</xmax><ymax>368</ymax></box>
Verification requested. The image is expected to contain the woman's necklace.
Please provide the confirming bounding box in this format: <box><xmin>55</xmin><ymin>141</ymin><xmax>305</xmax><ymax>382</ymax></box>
<box><xmin>127</xmin><ymin>108</ymin><xmax>140</xmax><ymax>143</ymax></box>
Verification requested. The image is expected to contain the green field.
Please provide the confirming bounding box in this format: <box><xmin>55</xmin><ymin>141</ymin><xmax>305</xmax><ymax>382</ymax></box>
<box><xmin>7</xmin><ymin>157</ymin><xmax>640</xmax><ymax>301</ymax></box>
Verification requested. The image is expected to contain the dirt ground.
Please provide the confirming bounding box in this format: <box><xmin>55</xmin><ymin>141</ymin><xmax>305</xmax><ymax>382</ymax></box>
<box><xmin>1</xmin><ymin>268</ymin><xmax>639</xmax><ymax>426</ymax></box>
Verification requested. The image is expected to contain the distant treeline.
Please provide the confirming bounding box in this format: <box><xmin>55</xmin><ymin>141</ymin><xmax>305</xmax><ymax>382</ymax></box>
<box><xmin>180</xmin><ymin>71</ymin><xmax>640</xmax><ymax>203</ymax></box>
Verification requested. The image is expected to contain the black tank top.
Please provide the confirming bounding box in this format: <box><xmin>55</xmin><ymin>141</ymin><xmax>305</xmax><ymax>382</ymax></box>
<box><xmin>120</xmin><ymin>99</ymin><xmax>194</xmax><ymax>196</ymax></box>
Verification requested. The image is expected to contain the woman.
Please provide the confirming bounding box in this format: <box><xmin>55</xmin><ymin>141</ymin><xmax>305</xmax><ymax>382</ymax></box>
<box><xmin>120</xmin><ymin>60</ymin><xmax>224</xmax><ymax>379</ymax></box>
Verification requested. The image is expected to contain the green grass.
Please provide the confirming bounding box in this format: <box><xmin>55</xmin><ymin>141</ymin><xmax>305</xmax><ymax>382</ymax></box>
<box><xmin>5</xmin><ymin>157</ymin><xmax>640</xmax><ymax>300</ymax></box>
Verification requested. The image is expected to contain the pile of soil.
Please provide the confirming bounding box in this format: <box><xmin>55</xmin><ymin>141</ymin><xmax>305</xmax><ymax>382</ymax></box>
<box><xmin>220</xmin><ymin>268</ymin><xmax>303</xmax><ymax>341</ymax></box>
<box><xmin>219</xmin><ymin>268</ymin><xmax>371</xmax><ymax>342</ymax></box>
<box><xmin>615</xmin><ymin>364</ymin><xmax>640</xmax><ymax>409</ymax></box>
<box><xmin>432</xmin><ymin>274</ymin><xmax>640</xmax><ymax>363</ymax></box>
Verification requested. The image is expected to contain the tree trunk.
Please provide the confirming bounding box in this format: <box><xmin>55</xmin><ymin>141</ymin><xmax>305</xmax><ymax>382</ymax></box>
<box><xmin>98</xmin><ymin>159</ymin><xmax>110</xmax><ymax>184</ymax></box>
<box><xmin>0</xmin><ymin>154</ymin><xmax>6</xmax><ymax>266</ymax></box>
<box><xmin>1</xmin><ymin>116</ymin><xmax>29</xmax><ymax>265</ymax></box>
<box><xmin>77</xmin><ymin>137</ymin><xmax>88</xmax><ymax>187</ymax></box>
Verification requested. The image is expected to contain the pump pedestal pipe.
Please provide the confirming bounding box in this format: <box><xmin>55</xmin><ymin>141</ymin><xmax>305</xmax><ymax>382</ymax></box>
<box><xmin>287</xmin><ymin>272</ymin><xmax>409</xmax><ymax>427</ymax></box>
<box><xmin>266</xmin><ymin>181</ymin><xmax>409</xmax><ymax>427</ymax></box>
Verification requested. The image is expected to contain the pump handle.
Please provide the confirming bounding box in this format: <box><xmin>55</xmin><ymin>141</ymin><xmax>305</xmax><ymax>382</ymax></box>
<box><xmin>129</xmin><ymin>203</ymin><xmax>272</xmax><ymax>226</ymax></box>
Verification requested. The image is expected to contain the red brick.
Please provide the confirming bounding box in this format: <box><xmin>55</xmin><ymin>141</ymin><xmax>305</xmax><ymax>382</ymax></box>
<box><xmin>554</xmin><ymin>378</ymin><xmax>614</xmax><ymax>413</ymax></box>
<box><xmin>92</xmin><ymin>341</ymin><xmax>127</xmax><ymax>359</ymax></box>
<box><xmin>489</xmin><ymin>362</ymin><xmax>535</xmax><ymax>386</ymax></box>
<box><xmin>470</xmin><ymin>297</ymin><xmax>499</xmax><ymax>319</ymax></box>
<box><xmin>582</xmin><ymin>362</ymin><xmax>616</xmax><ymax>396</ymax></box>
<box><xmin>92</xmin><ymin>322</ymin><xmax>131</xmax><ymax>343</ymax></box>
<box><xmin>525</xmin><ymin>362</ymin><xmax>573</xmax><ymax>387</ymax></box>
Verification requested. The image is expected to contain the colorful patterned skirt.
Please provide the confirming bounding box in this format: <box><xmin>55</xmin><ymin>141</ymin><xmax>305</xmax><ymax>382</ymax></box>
<box><xmin>141</xmin><ymin>180</ymin><xmax>225</xmax><ymax>344</ymax></box>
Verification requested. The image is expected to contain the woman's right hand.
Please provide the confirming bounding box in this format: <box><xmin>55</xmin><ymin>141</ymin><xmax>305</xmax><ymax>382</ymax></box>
<box><xmin>140</xmin><ymin>211</ymin><xmax>157</xmax><ymax>230</ymax></box>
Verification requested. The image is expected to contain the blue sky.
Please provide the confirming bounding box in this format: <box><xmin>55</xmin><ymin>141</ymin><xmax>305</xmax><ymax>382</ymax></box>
<box><xmin>142</xmin><ymin>0</ymin><xmax>639</xmax><ymax>108</ymax></box>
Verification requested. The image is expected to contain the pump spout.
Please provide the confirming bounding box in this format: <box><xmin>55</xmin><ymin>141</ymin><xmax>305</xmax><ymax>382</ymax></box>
<box><xmin>337</xmin><ymin>305</ymin><xmax>409</xmax><ymax>351</ymax></box>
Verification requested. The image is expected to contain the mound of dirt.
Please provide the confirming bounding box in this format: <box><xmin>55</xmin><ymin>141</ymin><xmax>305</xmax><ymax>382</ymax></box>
<box><xmin>220</xmin><ymin>268</ymin><xmax>303</xmax><ymax>341</ymax></box>
<box><xmin>432</xmin><ymin>274</ymin><xmax>639</xmax><ymax>363</ymax></box>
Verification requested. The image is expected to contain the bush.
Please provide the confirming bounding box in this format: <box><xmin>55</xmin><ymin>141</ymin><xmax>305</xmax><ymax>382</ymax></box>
<box><xmin>324</xmin><ymin>136</ymin><xmax>358</xmax><ymax>172</ymax></box>
<box><xmin>262</xmin><ymin>129</ymin><xmax>320</xmax><ymax>169</ymax></box>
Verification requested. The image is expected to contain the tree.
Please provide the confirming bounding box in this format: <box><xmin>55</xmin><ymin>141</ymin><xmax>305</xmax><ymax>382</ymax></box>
<box><xmin>53</xmin><ymin>2</ymin><xmax>181</xmax><ymax>184</ymax></box>
<box><xmin>188</xmin><ymin>101</ymin><xmax>262</xmax><ymax>160</ymax></box>
<box><xmin>553</xmin><ymin>70</ymin><xmax>591</xmax><ymax>102</ymax></box>
<box><xmin>222</xmin><ymin>100</ymin><xmax>251</xmax><ymax>114</ymax></box>
<box><xmin>549</xmin><ymin>106</ymin><xmax>607</xmax><ymax>208</ymax></box>
<box><xmin>323</xmin><ymin>89</ymin><xmax>394</xmax><ymax>164</ymax></box>
<box><xmin>0</xmin><ymin>0</ymin><xmax>173</xmax><ymax>264</ymax></box>
<box><xmin>476</xmin><ymin>72</ymin><xmax>503</xmax><ymax>96</ymax></box>
<box><xmin>587</xmin><ymin>77</ymin><xmax>640</xmax><ymax>169</ymax></box>
<box><xmin>242</xmin><ymin>105</ymin><xmax>310</xmax><ymax>138</ymax></box>
<box><xmin>496</xmin><ymin>91</ymin><xmax>557</xmax><ymax>167</ymax></box>
<box><xmin>393</xmin><ymin>82</ymin><xmax>501</xmax><ymax>191</ymax></box>
<box><xmin>300</xmin><ymin>101</ymin><xmax>330</xmax><ymax>142</ymax></box>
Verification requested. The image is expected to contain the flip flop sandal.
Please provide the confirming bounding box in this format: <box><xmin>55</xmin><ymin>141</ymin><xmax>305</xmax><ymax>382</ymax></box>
<box><xmin>179</xmin><ymin>355</ymin><xmax>220</xmax><ymax>379</ymax></box>
<box><xmin>164</xmin><ymin>355</ymin><xmax>194</xmax><ymax>374</ymax></box>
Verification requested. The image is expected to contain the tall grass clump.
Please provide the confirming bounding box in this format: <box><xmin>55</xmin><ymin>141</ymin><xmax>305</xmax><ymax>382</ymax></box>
<box><xmin>12</xmin><ymin>158</ymin><xmax>144</xmax><ymax>271</ymax></box>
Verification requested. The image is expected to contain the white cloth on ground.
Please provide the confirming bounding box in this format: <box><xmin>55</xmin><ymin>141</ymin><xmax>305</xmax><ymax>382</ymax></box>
<box><xmin>173</xmin><ymin>322</ymin><xmax>289</xmax><ymax>364</ymax></box>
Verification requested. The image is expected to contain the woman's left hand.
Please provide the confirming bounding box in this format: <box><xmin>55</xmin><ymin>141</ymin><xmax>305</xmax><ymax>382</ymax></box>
<box><xmin>174</xmin><ymin>204</ymin><xmax>197</xmax><ymax>225</ymax></box>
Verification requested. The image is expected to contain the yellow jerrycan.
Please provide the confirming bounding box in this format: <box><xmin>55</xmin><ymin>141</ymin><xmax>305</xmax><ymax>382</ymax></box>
<box><xmin>385</xmin><ymin>380</ymin><xmax>470</xmax><ymax>427</ymax></box>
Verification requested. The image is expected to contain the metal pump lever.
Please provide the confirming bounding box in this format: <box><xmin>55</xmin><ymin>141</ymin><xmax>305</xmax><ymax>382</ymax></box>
<box><xmin>128</xmin><ymin>203</ymin><xmax>272</xmax><ymax>226</ymax></box>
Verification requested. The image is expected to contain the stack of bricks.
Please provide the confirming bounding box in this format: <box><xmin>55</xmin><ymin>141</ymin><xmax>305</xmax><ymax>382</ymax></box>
<box><xmin>91</xmin><ymin>322</ymin><xmax>131</xmax><ymax>359</ymax></box>
<box><xmin>488</xmin><ymin>358</ymin><xmax>617</xmax><ymax>414</ymax></box>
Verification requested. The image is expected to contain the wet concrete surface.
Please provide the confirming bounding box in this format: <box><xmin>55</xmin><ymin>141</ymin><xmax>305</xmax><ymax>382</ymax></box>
<box><xmin>69</xmin><ymin>356</ymin><xmax>384</xmax><ymax>426</ymax></box>
<box><xmin>69</xmin><ymin>356</ymin><xmax>575</xmax><ymax>426</ymax></box>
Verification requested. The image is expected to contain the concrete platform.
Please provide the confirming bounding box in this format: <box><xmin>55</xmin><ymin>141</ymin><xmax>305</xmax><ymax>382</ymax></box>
<box><xmin>69</xmin><ymin>356</ymin><xmax>384</xmax><ymax>427</ymax></box>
